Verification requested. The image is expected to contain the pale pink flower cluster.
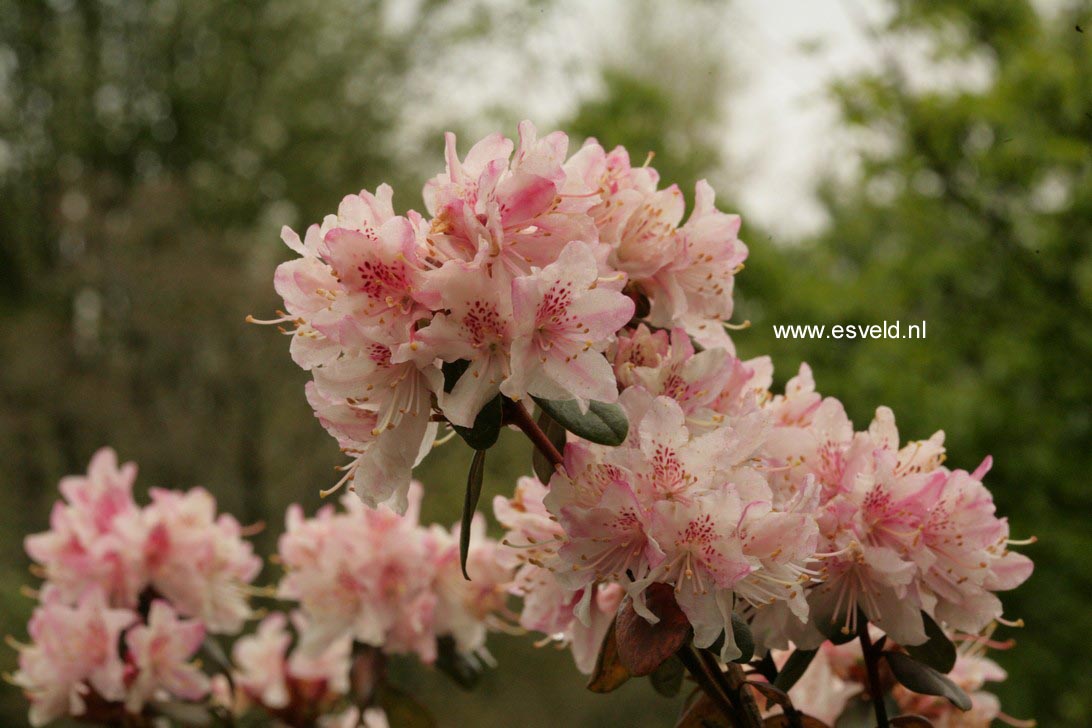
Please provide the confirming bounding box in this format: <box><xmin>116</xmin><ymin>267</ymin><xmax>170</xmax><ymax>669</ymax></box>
<box><xmin>268</xmin><ymin>122</ymin><xmax>746</xmax><ymax>512</ymax></box>
<box><xmin>277</xmin><ymin>483</ymin><xmax>511</xmax><ymax>663</ymax></box>
<box><xmin>14</xmin><ymin>448</ymin><xmax>258</xmax><ymax>725</ymax></box>
<box><xmin>754</xmin><ymin>365</ymin><xmax>1034</xmax><ymax>649</ymax></box>
<box><xmin>766</xmin><ymin>629</ymin><xmax>1033</xmax><ymax>728</ymax></box>
<box><xmin>24</xmin><ymin>448</ymin><xmax>262</xmax><ymax>633</ymax></box>
<box><xmin>536</xmin><ymin>339</ymin><xmax>817</xmax><ymax>662</ymax></box>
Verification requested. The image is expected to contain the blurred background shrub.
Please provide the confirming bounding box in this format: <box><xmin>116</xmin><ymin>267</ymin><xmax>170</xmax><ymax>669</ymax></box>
<box><xmin>1</xmin><ymin>0</ymin><xmax>1087</xmax><ymax>725</ymax></box>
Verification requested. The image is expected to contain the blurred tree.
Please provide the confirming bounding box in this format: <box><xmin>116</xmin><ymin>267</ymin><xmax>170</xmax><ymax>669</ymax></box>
<box><xmin>736</xmin><ymin>2</ymin><xmax>1092</xmax><ymax>724</ymax></box>
<box><xmin>566</xmin><ymin>0</ymin><xmax>733</xmax><ymax>199</ymax></box>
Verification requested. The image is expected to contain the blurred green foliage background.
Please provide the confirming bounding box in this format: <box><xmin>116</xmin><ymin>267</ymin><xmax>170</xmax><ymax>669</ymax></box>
<box><xmin>1</xmin><ymin>0</ymin><xmax>1088</xmax><ymax>725</ymax></box>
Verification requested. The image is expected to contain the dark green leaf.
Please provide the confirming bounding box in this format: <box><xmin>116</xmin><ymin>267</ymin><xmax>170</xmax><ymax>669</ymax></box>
<box><xmin>773</xmin><ymin>649</ymin><xmax>817</xmax><ymax>692</ymax></box>
<box><xmin>200</xmin><ymin>636</ymin><xmax>233</xmax><ymax>687</ymax></box>
<box><xmin>834</xmin><ymin>697</ymin><xmax>875</xmax><ymax>728</ymax></box>
<box><xmin>459</xmin><ymin>449</ymin><xmax>487</xmax><ymax>580</ymax></box>
<box><xmin>649</xmin><ymin>655</ymin><xmax>686</xmax><ymax>697</ymax></box>
<box><xmin>731</xmin><ymin>612</ymin><xmax>754</xmax><ymax>664</ymax></box>
<box><xmin>890</xmin><ymin>716</ymin><xmax>934</xmax><ymax>727</ymax></box>
<box><xmin>883</xmin><ymin>651</ymin><xmax>972</xmax><ymax>710</ymax></box>
<box><xmin>904</xmin><ymin>612</ymin><xmax>956</xmax><ymax>673</ymax></box>
<box><xmin>441</xmin><ymin>359</ymin><xmax>470</xmax><ymax>393</ymax></box>
<box><xmin>532</xmin><ymin>396</ymin><xmax>629</xmax><ymax>446</ymax></box>
<box><xmin>435</xmin><ymin>635</ymin><xmax>481</xmax><ymax>690</ymax></box>
<box><xmin>587</xmin><ymin>615</ymin><xmax>631</xmax><ymax>693</ymax></box>
<box><xmin>375</xmin><ymin>682</ymin><xmax>437</xmax><ymax>728</ymax></box>
<box><xmin>532</xmin><ymin>407</ymin><xmax>567</xmax><ymax>482</ymax></box>
<box><xmin>451</xmin><ymin>394</ymin><xmax>502</xmax><ymax>450</ymax></box>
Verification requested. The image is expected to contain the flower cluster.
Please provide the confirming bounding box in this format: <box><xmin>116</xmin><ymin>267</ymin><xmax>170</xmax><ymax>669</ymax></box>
<box><xmin>35</xmin><ymin>120</ymin><xmax>1031</xmax><ymax>728</ymax></box>
<box><xmin>753</xmin><ymin>365</ymin><xmax>1035</xmax><ymax>650</ymax></box>
<box><xmin>13</xmin><ymin>448</ymin><xmax>260</xmax><ymax>726</ymax></box>
<box><xmin>265</xmin><ymin>121</ymin><xmax>747</xmax><ymax>512</ymax></box>
<box><xmin>276</xmin><ymin>483</ymin><xmax>512</xmax><ymax>664</ymax></box>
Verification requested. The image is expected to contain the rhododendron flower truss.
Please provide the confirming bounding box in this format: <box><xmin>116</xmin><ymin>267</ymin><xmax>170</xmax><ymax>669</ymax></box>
<box><xmin>9</xmin><ymin>120</ymin><xmax>1023</xmax><ymax>728</ymax></box>
<box><xmin>13</xmin><ymin>449</ymin><xmax>259</xmax><ymax>726</ymax></box>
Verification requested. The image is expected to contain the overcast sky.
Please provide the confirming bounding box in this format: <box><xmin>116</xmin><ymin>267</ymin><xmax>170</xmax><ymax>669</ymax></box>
<box><xmin>402</xmin><ymin>0</ymin><xmax>896</xmax><ymax>239</ymax></box>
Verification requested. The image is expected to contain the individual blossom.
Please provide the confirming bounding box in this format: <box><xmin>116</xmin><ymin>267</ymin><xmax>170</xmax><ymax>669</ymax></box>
<box><xmin>423</xmin><ymin>121</ymin><xmax>599</xmax><ymax>278</ymax></box>
<box><xmin>143</xmin><ymin>486</ymin><xmax>263</xmax><ymax>635</ymax></box>
<box><xmin>644</xmin><ymin>180</ymin><xmax>748</xmax><ymax>349</ymax></box>
<box><xmin>404</xmin><ymin>265</ymin><xmax>516</xmax><ymax>427</ymax></box>
<box><xmin>11</xmin><ymin>586</ymin><xmax>136</xmax><ymax>727</ymax></box>
<box><xmin>24</xmin><ymin>447</ymin><xmax>148</xmax><ymax>608</ymax></box>
<box><xmin>503</xmin><ymin>240</ymin><xmax>634</xmax><ymax>407</ymax></box>
<box><xmin>124</xmin><ymin>600</ymin><xmax>209</xmax><ymax>712</ymax></box>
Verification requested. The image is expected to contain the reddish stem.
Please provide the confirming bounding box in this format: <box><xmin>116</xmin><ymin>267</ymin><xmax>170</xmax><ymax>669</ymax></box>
<box><xmin>504</xmin><ymin>400</ymin><xmax>564</xmax><ymax>468</ymax></box>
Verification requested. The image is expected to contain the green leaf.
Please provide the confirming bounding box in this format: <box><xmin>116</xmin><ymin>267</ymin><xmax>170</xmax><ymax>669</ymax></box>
<box><xmin>731</xmin><ymin>612</ymin><xmax>755</xmax><ymax>664</ymax></box>
<box><xmin>441</xmin><ymin>359</ymin><xmax>470</xmax><ymax>393</ymax></box>
<box><xmin>531</xmin><ymin>396</ymin><xmax>629</xmax><ymax>446</ymax></box>
<box><xmin>773</xmin><ymin>649</ymin><xmax>817</xmax><ymax>692</ymax></box>
<box><xmin>883</xmin><ymin>651</ymin><xmax>972</xmax><ymax>710</ymax></box>
<box><xmin>587</xmin><ymin>615</ymin><xmax>631</xmax><ymax>693</ymax></box>
<box><xmin>451</xmin><ymin>394</ymin><xmax>502</xmax><ymax>450</ymax></box>
<box><xmin>375</xmin><ymin>682</ymin><xmax>437</xmax><ymax>728</ymax></box>
<box><xmin>435</xmin><ymin>635</ymin><xmax>482</xmax><ymax>690</ymax></box>
<box><xmin>532</xmin><ymin>407</ymin><xmax>567</xmax><ymax>482</ymax></box>
<box><xmin>904</xmin><ymin>612</ymin><xmax>957</xmax><ymax>673</ymax></box>
<box><xmin>649</xmin><ymin>655</ymin><xmax>685</xmax><ymax>697</ymax></box>
<box><xmin>834</xmin><ymin>697</ymin><xmax>875</xmax><ymax>728</ymax></box>
<box><xmin>459</xmin><ymin>449</ymin><xmax>487</xmax><ymax>580</ymax></box>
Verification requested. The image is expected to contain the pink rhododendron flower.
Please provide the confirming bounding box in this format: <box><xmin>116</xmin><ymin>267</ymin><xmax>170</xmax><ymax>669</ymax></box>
<box><xmin>753</xmin><ymin>369</ymin><xmax>1033</xmax><ymax>649</ymax></box>
<box><xmin>504</xmin><ymin>240</ymin><xmax>634</xmax><ymax>406</ymax></box>
<box><xmin>144</xmin><ymin>486</ymin><xmax>262</xmax><ymax>635</ymax></box>
<box><xmin>542</xmin><ymin>394</ymin><xmax>817</xmax><ymax>662</ymax></box>
<box><xmin>12</xmin><ymin>587</ymin><xmax>136</xmax><ymax>727</ymax></box>
<box><xmin>124</xmin><ymin>600</ymin><xmax>209</xmax><ymax>712</ymax></box>
<box><xmin>277</xmin><ymin>483</ymin><xmax>511</xmax><ymax>664</ymax></box>
<box><xmin>24</xmin><ymin>448</ymin><xmax>148</xmax><ymax>607</ymax></box>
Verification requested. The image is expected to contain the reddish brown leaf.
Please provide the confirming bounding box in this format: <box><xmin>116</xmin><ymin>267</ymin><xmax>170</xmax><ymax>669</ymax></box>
<box><xmin>616</xmin><ymin>582</ymin><xmax>693</xmax><ymax>676</ymax></box>
<box><xmin>587</xmin><ymin>615</ymin><xmax>631</xmax><ymax>693</ymax></box>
